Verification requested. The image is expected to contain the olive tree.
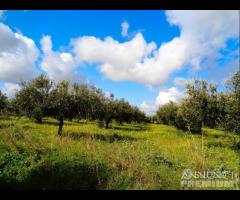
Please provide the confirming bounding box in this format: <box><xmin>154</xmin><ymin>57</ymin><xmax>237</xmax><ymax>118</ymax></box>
<box><xmin>221</xmin><ymin>71</ymin><xmax>240</xmax><ymax>134</ymax></box>
<box><xmin>0</xmin><ymin>90</ymin><xmax>7</xmax><ymax>115</ymax></box>
<box><xmin>14</xmin><ymin>75</ymin><xmax>53</xmax><ymax>123</ymax></box>
<box><xmin>177</xmin><ymin>99</ymin><xmax>202</xmax><ymax>134</ymax></box>
<box><xmin>115</xmin><ymin>98</ymin><xmax>133</xmax><ymax>125</ymax></box>
<box><xmin>156</xmin><ymin>101</ymin><xmax>178</xmax><ymax>126</ymax></box>
<box><xmin>97</xmin><ymin>93</ymin><xmax>117</xmax><ymax>129</ymax></box>
<box><xmin>46</xmin><ymin>80</ymin><xmax>75</xmax><ymax>136</ymax></box>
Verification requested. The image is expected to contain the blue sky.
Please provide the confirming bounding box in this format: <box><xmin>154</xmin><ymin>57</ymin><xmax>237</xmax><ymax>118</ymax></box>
<box><xmin>0</xmin><ymin>10</ymin><xmax>239</xmax><ymax>114</ymax></box>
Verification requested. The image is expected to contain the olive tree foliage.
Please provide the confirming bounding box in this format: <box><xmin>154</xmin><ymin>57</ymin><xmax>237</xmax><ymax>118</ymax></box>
<box><xmin>0</xmin><ymin>90</ymin><xmax>7</xmax><ymax>115</ymax></box>
<box><xmin>12</xmin><ymin>75</ymin><xmax>146</xmax><ymax>135</ymax></box>
<box><xmin>177</xmin><ymin>80</ymin><xmax>220</xmax><ymax>134</ymax></box>
<box><xmin>177</xmin><ymin>98</ymin><xmax>202</xmax><ymax>134</ymax></box>
<box><xmin>226</xmin><ymin>71</ymin><xmax>240</xmax><ymax>101</ymax></box>
<box><xmin>177</xmin><ymin>80</ymin><xmax>229</xmax><ymax>134</ymax></box>
<box><xmin>114</xmin><ymin>98</ymin><xmax>132</xmax><ymax>125</ymax></box>
<box><xmin>97</xmin><ymin>93</ymin><xmax>117</xmax><ymax>128</ymax></box>
<box><xmin>155</xmin><ymin>72</ymin><xmax>240</xmax><ymax>135</ymax></box>
<box><xmin>205</xmin><ymin>84</ymin><xmax>222</xmax><ymax>128</ymax></box>
<box><xmin>156</xmin><ymin>81</ymin><xmax>209</xmax><ymax>134</ymax></box>
<box><xmin>156</xmin><ymin>101</ymin><xmax>178</xmax><ymax>126</ymax></box>
<box><xmin>72</xmin><ymin>84</ymin><xmax>103</xmax><ymax>121</ymax></box>
<box><xmin>131</xmin><ymin>106</ymin><xmax>146</xmax><ymax>123</ymax></box>
<box><xmin>94</xmin><ymin>94</ymin><xmax>146</xmax><ymax>128</ymax></box>
<box><xmin>156</xmin><ymin>101</ymin><xmax>186</xmax><ymax>130</ymax></box>
<box><xmin>46</xmin><ymin>80</ymin><xmax>76</xmax><ymax>136</ymax></box>
<box><xmin>220</xmin><ymin>71</ymin><xmax>240</xmax><ymax>134</ymax></box>
<box><xmin>13</xmin><ymin>75</ymin><xmax>53</xmax><ymax>123</ymax></box>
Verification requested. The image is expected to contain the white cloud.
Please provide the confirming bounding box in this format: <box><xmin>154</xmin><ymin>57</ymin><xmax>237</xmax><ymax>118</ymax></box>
<box><xmin>41</xmin><ymin>31</ymin><xmax>158</xmax><ymax>85</ymax></box>
<box><xmin>70</xmin><ymin>11</ymin><xmax>239</xmax><ymax>85</ymax></box>
<box><xmin>121</xmin><ymin>21</ymin><xmax>129</xmax><ymax>37</ymax></box>
<box><xmin>40</xmin><ymin>35</ymin><xmax>85</xmax><ymax>83</ymax></box>
<box><xmin>1</xmin><ymin>82</ymin><xmax>20</xmax><ymax>98</ymax></box>
<box><xmin>165</xmin><ymin>10</ymin><xmax>239</xmax><ymax>69</ymax></box>
<box><xmin>174</xmin><ymin>77</ymin><xmax>191</xmax><ymax>87</ymax></box>
<box><xmin>140</xmin><ymin>87</ymin><xmax>185</xmax><ymax>115</ymax></box>
<box><xmin>0</xmin><ymin>22</ymin><xmax>39</xmax><ymax>84</ymax></box>
<box><xmin>0</xmin><ymin>10</ymin><xmax>5</xmax><ymax>20</ymax></box>
<box><xmin>1</xmin><ymin>11</ymin><xmax>238</xmax><ymax>87</ymax></box>
<box><xmin>72</xmin><ymin>33</ymin><xmax>157</xmax><ymax>83</ymax></box>
<box><xmin>104</xmin><ymin>91</ymin><xmax>114</xmax><ymax>99</ymax></box>
<box><xmin>156</xmin><ymin>87</ymin><xmax>185</xmax><ymax>106</ymax></box>
<box><xmin>139</xmin><ymin>101</ymin><xmax>157</xmax><ymax>116</ymax></box>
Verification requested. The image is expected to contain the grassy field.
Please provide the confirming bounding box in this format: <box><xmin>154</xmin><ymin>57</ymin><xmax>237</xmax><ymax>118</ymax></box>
<box><xmin>0</xmin><ymin>117</ymin><xmax>239</xmax><ymax>190</ymax></box>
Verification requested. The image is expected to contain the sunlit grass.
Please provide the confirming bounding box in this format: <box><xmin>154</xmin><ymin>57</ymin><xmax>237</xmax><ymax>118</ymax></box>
<box><xmin>0</xmin><ymin>117</ymin><xmax>239</xmax><ymax>190</ymax></box>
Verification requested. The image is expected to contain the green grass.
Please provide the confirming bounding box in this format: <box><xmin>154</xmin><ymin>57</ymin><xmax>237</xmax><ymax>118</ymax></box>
<box><xmin>0</xmin><ymin>116</ymin><xmax>239</xmax><ymax>190</ymax></box>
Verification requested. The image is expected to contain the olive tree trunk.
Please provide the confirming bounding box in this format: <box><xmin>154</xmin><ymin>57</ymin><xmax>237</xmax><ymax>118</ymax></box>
<box><xmin>58</xmin><ymin>117</ymin><xmax>64</xmax><ymax>136</ymax></box>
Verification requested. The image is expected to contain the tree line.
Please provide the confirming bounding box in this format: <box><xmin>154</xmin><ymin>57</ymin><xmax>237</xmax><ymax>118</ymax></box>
<box><xmin>0</xmin><ymin>75</ymin><xmax>146</xmax><ymax>135</ymax></box>
<box><xmin>154</xmin><ymin>71</ymin><xmax>240</xmax><ymax>135</ymax></box>
<box><xmin>0</xmin><ymin>72</ymin><xmax>239</xmax><ymax>135</ymax></box>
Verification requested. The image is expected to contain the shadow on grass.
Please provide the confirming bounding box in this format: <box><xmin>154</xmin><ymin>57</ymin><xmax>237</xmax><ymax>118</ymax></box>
<box><xmin>64</xmin><ymin>131</ymin><xmax>139</xmax><ymax>143</ymax></box>
<box><xmin>0</xmin><ymin>151</ymin><xmax>111</xmax><ymax>190</ymax></box>
<box><xmin>0</xmin><ymin>116</ymin><xmax>12</xmax><ymax>120</ymax></box>
<box><xmin>0</xmin><ymin>123</ymin><xmax>14</xmax><ymax>129</ymax></box>
<box><xmin>207</xmin><ymin>141</ymin><xmax>240</xmax><ymax>152</ymax></box>
<box><xmin>27</xmin><ymin>162</ymin><xmax>109</xmax><ymax>190</ymax></box>
<box><xmin>0</xmin><ymin>123</ymin><xmax>31</xmax><ymax>131</ymax></box>
<box><xmin>110</xmin><ymin>124</ymin><xmax>149</xmax><ymax>132</ymax></box>
<box><xmin>41</xmin><ymin>120</ymin><xmax>87</xmax><ymax>126</ymax></box>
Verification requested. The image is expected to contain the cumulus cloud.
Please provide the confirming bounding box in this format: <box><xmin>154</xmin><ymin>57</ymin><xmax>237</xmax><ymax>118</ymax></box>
<box><xmin>156</xmin><ymin>87</ymin><xmax>185</xmax><ymax>106</ymax></box>
<box><xmin>1</xmin><ymin>11</ymin><xmax>238</xmax><ymax>87</ymax></box>
<box><xmin>174</xmin><ymin>77</ymin><xmax>191</xmax><ymax>87</ymax></box>
<box><xmin>166</xmin><ymin>10</ymin><xmax>239</xmax><ymax>69</ymax></box>
<box><xmin>121</xmin><ymin>20</ymin><xmax>129</xmax><ymax>37</ymax></box>
<box><xmin>41</xmin><ymin>30</ymin><xmax>157</xmax><ymax>85</ymax></box>
<box><xmin>70</xmin><ymin>11</ymin><xmax>239</xmax><ymax>85</ymax></box>
<box><xmin>140</xmin><ymin>87</ymin><xmax>185</xmax><ymax>115</ymax></box>
<box><xmin>139</xmin><ymin>101</ymin><xmax>157</xmax><ymax>116</ymax></box>
<box><xmin>0</xmin><ymin>22</ymin><xmax>39</xmax><ymax>83</ymax></box>
<box><xmin>1</xmin><ymin>82</ymin><xmax>20</xmax><ymax>98</ymax></box>
<box><xmin>40</xmin><ymin>35</ymin><xmax>85</xmax><ymax>83</ymax></box>
<box><xmin>72</xmin><ymin>33</ymin><xmax>157</xmax><ymax>83</ymax></box>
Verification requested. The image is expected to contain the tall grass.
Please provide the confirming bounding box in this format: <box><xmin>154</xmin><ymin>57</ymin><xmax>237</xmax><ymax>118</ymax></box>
<box><xmin>0</xmin><ymin>117</ymin><xmax>239</xmax><ymax>190</ymax></box>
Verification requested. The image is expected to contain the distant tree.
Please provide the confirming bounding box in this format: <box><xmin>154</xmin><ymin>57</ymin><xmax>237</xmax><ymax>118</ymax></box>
<box><xmin>131</xmin><ymin>106</ymin><xmax>146</xmax><ymax>123</ymax></box>
<box><xmin>0</xmin><ymin>90</ymin><xmax>7</xmax><ymax>115</ymax></box>
<box><xmin>156</xmin><ymin>101</ymin><xmax>178</xmax><ymax>126</ymax></box>
<box><xmin>225</xmin><ymin>71</ymin><xmax>240</xmax><ymax>101</ymax></box>
<box><xmin>152</xmin><ymin>115</ymin><xmax>159</xmax><ymax>124</ymax></box>
<box><xmin>156</xmin><ymin>101</ymin><xmax>186</xmax><ymax>130</ymax></box>
<box><xmin>115</xmin><ymin>98</ymin><xmax>132</xmax><ymax>125</ymax></box>
<box><xmin>98</xmin><ymin>93</ymin><xmax>117</xmax><ymax>129</ymax></box>
<box><xmin>88</xmin><ymin>86</ymin><xmax>106</xmax><ymax>121</ymax></box>
<box><xmin>9</xmin><ymin>75</ymin><xmax>147</xmax><ymax>133</ymax></box>
<box><xmin>155</xmin><ymin>74</ymin><xmax>240</xmax><ymax>135</ymax></box>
